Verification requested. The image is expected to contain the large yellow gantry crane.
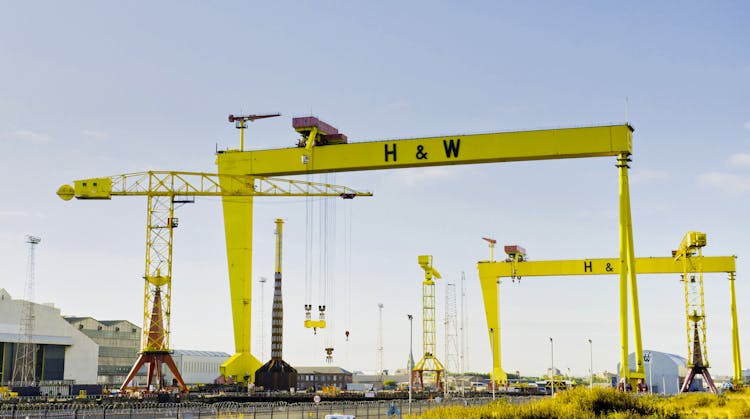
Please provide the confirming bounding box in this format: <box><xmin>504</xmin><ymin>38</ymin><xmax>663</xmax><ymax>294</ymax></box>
<box><xmin>216</xmin><ymin>116</ymin><xmax>639</xmax><ymax>383</ymax></box>
<box><xmin>57</xmin><ymin>171</ymin><xmax>371</xmax><ymax>390</ymax></box>
<box><xmin>477</xmin><ymin>238</ymin><xmax>741</xmax><ymax>388</ymax></box>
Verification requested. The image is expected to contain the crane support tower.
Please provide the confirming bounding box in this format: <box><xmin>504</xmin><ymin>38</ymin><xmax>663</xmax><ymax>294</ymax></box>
<box><xmin>12</xmin><ymin>235</ymin><xmax>41</xmax><ymax>387</ymax></box>
<box><xmin>674</xmin><ymin>232</ymin><xmax>717</xmax><ymax>393</ymax></box>
<box><xmin>57</xmin><ymin>171</ymin><xmax>372</xmax><ymax>390</ymax></box>
<box><xmin>476</xmin><ymin>238</ymin><xmax>741</xmax><ymax>389</ymax></box>
<box><xmin>254</xmin><ymin>219</ymin><xmax>297</xmax><ymax>391</ymax></box>
<box><xmin>216</xmin><ymin>119</ymin><xmax>640</xmax><ymax>384</ymax></box>
<box><xmin>414</xmin><ymin>255</ymin><xmax>445</xmax><ymax>391</ymax></box>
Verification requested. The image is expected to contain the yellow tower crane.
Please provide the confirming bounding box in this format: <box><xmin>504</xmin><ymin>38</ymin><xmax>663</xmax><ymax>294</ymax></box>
<box><xmin>674</xmin><ymin>232</ymin><xmax>717</xmax><ymax>393</ymax></box>
<box><xmin>476</xmin><ymin>237</ymin><xmax>741</xmax><ymax>389</ymax></box>
<box><xmin>414</xmin><ymin>255</ymin><xmax>445</xmax><ymax>391</ymax></box>
<box><xmin>57</xmin><ymin>171</ymin><xmax>372</xmax><ymax>391</ymax></box>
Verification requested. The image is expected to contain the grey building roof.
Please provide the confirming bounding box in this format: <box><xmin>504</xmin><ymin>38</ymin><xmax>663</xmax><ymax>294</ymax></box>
<box><xmin>173</xmin><ymin>350</ymin><xmax>231</xmax><ymax>357</ymax></box>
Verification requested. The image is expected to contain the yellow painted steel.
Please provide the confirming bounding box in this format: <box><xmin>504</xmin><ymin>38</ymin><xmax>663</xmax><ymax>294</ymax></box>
<box><xmin>216</xmin><ymin>123</ymin><xmax>635</xmax><ymax>384</ymax></box>
<box><xmin>729</xmin><ymin>272</ymin><xmax>743</xmax><ymax>387</ymax></box>
<box><xmin>216</xmin><ymin>124</ymin><xmax>633</xmax><ymax>176</ymax></box>
<box><xmin>477</xmin><ymin>253</ymin><xmax>741</xmax><ymax>387</ymax></box>
<box><xmin>58</xmin><ymin>171</ymin><xmax>372</xmax><ymax>384</ymax></box>
<box><xmin>479</xmin><ymin>256</ymin><xmax>736</xmax><ymax>278</ymax></box>
<box><xmin>414</xmin><ymin>255</ymin><xmax>445</xmax><ymax>390</ymax></box>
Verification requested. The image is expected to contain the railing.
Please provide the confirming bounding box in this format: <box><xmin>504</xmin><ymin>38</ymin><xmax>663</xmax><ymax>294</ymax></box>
<box><xmin>0</xmin><ymin>398</ymin><xmax>509</xmax><ymax>418</ymax></box>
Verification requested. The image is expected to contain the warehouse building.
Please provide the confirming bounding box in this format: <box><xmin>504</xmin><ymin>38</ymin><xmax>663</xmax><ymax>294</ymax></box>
<box><xmin>64</xmin><ymin>317</ymin><xmax>142</xmax><ymax>386</ymax></box>
<box><xmin>0</xmin><ymin>289</ymin><xmax>98</xmax><ymax>385</ymax></box>
<box><xmin>161</xmin><ymin>350</ymin><xmax>230</xmax><ymax>385</ymax></box>
<box><xmin>617</xmin><ymin>350</ymin><xmax>702</xmax><ymax>394</ymax></box>
<box><xmin>296</xmin><ymin>366</ymin><xmax>352</xmax><ymax>391</ymax></box>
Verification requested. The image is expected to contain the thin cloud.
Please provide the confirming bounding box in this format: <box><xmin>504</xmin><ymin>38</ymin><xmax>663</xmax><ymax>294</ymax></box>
<box><xmin>728</xmin><ymin>153</ymin><xmax>750</xmax><ymax>168</ymax></box>
<box><xmin>396</xmin><ymin>167</ymin><xmax>457</xmax><ymax>186</ymax></box>
<box><xmin>697</xmin><ymin>172</ymin><xmax>750</xmax><ymax>194</ymax></box>
<box><xmin>83</xmin><ymin>130</ymin><xmax>109</xmax><ymax>140</ymax></box>
<box><xmin>493</xmin><ymin>104</ymin><xmax>528</xmax><ymax>113</ymax></box>
<box><xmin>3</xmin><ymin>130</ymin><xmax>52</xmax><ymax>143</ymax></box>
<box><xmin>744</xmin><ymin>121</ymin><xmax>750</xmax><ymax>131</ymax></box>
<box><xmin>0</xmin><ymin>210</ymin><xmax>44</xmax><ymax>218</ymax></box>
<box><xmin>631</xmin><ymin>169</ymin><xmax>670</xmax><ymax>183</ymax></box>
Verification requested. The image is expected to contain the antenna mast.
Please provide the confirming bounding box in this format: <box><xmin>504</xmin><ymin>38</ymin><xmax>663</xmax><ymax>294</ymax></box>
<box><xmin>12</xmin><ymin>235</ymin><xmax>41</xmax><ymax>386</ymax></box>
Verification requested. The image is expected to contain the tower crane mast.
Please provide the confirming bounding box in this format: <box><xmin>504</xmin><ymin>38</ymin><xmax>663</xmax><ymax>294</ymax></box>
<box><xmin>414</xmin><ymin>255</ymin><xmax>445</xmax><ymax>391</ymax></box>
<box><xmin>57</xmin><ymin>171</ymin><xmax>372</xmax><ymax>391</ymax></box>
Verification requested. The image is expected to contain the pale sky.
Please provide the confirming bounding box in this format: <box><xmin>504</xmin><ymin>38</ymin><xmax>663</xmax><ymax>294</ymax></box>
<box><xmin>1</xmin><ymin>2</ymin><xmax>749</xmax><ymax>380</ymax></box>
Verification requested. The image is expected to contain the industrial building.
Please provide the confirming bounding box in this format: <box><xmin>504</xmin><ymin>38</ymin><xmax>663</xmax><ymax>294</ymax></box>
<box><xmin>64</xmin><ymin>317</ymin><xmax>142</xmax><ymax>386</ymax></box>
<box><xmin>617</xmin><ymin>351</ymin><xmax>702</xmax><ymax>395</ymax></box>
<box><xmin>161</xmin><ymin>350</ymin><xmax>230</xmax><ymax>385</ymax></box>
<box><xmin>0</xmin><ymin>289</ymin><xmax>98</xmax><ymax>385</ymax></box>
<box><xmin>296</xmin><ymin>366</ymin><xmax>352</xmax><ymax>391</ymax></box>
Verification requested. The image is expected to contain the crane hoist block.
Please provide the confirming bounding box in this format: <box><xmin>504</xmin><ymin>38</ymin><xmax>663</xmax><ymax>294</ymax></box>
<box><xmin>73</xmin><ymin>178</ymin><xmax>112</xmax><ymax>199</ymax></box>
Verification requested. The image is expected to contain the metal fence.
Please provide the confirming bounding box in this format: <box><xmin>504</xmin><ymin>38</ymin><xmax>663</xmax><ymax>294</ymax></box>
<box><xmin>0</xmin><ymin>397</ymin><xmax>501</xmax><ymax>418</ymax></box>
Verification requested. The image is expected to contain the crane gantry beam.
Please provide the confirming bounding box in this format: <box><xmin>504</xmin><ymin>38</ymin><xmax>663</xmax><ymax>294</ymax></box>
<box><xmin>476</xmin><ymin>252</ymin><xmax>741</xmax><ymax>387</ymax></box>
<box><xmin>58</xmin><ymin>171</ymin><xmax>372</xmax><ymax>391</ymax></box>
<box><xmin>215</xmin><ymin>122</ymin><xmax>643</xmax><ymax>384</ymax></box>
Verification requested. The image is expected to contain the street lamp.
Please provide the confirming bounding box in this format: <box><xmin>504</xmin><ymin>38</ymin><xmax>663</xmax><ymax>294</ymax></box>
<box><xmin>407</xmin><ymin>314</ymin><xmax>413</xmax><ymax>414</ymax></box>
<box><xmin>643</xmin><ymin>351</ymin><xmax>652</xmax><ymax>394</ymax></box>
<box><xmin>549</xmin><ymin>337</ymin><xmax>555</xmax><ymax>397</ymax></box>
<box><xmin>588</xmin><ymin>338</ymin><xmax>593</xmax><ymax>390</ymax></box>
<box><xmin>490</xmin><ymin>328</ymin><xmax>495</xmax><ymax>400</ymax></box>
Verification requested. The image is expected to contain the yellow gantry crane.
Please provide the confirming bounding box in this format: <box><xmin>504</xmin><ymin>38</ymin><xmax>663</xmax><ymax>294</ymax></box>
<box><xmin>476</xmin><ymin>236</ymin><xmax>741</xmax><ymax>389</ymax></box>
<box><xmin>216</xmin><ymin>116</ymin><xmax>640</xmax><ymax>383</ymax></box>
<box><xmin>414</xmin><ymin>255</ymin><xmax>445</xmax><ymax>390</ymax></box>
<box><xmin>57</xmin><ymin>171</ymin><xmax>372</xmax><ymax>391</ymax></box>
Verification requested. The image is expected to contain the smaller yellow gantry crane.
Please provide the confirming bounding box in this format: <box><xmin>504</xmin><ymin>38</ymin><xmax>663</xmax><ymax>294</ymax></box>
<box><xmin>57</xmin><ymin>171</ymin><xmax>371</xmax><ymax>392</ymax></box>
<box><xmin>414</xmin><ymin>255</ymin><xmax>445</xmax><ymax>391</ymax></box>
<box><xmin>674</xmin><ymin>232</ymin><xmax>717</xmax><ymax>393</ymax></box>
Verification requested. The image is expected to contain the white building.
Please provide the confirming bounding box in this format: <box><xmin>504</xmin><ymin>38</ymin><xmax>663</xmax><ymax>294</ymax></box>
<box><xmin>617</xmin><ymin>350</ymin><xmax>702</xmax><ymax>395</ymax></box>
<box><xmin>162</xmin><ymin>350</ymin><xmax>230</xmax><ymax>385</ymax></box>
<box><xmin>0</xmin><ymin>289</ymin><xmax>98</xmax><ymax>384</ymax></box>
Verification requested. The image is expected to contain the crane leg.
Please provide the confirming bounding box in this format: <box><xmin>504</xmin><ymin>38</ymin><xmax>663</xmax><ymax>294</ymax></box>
<box><xmin>219</xmin><ymin>193</ymin><xmax>262</xmax><ymax>383</ymax></box>
<box><xmin>477</xmin><ymin>267</ymin><xmax>507</xmax><ymax>385</ymax></box>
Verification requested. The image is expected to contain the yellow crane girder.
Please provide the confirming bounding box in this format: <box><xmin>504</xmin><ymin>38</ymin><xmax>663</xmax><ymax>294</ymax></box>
<box><xmin>217</xmin><ymin>124</ymin><xmax>633</xmax><ymax>176</ymax></box>
<box><xmin>57</xmin><ymin>171</ymin><xmax>372</xmax><ymax>389</ymax></box>
<box><xmin>476</xmin><ymin>253</ymin><xmax>741</xmax><ymax>387</ymax></box>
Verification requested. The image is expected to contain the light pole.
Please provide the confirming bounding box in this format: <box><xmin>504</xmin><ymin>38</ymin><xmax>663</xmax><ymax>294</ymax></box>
<box><xmin>588</xmin><ymin>338</ymin><xmax>593</xmax><ymax>390</ymax></box>
<box><xmin>408</xmin><ymin>314</ymin><xmax>413</xmax><ymax>414</ymax></box>
<box><xmin>490</xmin><ymin>328</ymin><xmax>496</xmax><ymax>400</ymax></box>
<box><xmin>644</xmin><ymin>351</ymin><xmax>652</xmax><ymax>394</ymax></box>
<box><xmin>549</xmin><ymin>337</ymin><xmax>555</xmax><ymax>397</ymax></box>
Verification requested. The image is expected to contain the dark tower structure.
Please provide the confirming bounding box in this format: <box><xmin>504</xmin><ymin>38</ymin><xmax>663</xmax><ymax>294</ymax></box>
<box><xmin>255</xmin><ymin>219</ymin><xmax>297</xmax><ymax>390</ymax></box>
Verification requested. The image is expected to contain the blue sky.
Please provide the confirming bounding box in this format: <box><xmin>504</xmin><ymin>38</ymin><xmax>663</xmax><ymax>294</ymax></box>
<box><xmin>1</xmin><ymin>1</ymin><xmax>749</xmax><ymax>379</ymax></box>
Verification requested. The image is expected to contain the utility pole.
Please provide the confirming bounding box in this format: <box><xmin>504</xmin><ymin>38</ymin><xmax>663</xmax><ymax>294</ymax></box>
<box><xmin>445</xmin><ymin>282</ymin><xmax>459</xmax><ymax>398</ymax></box>
<box><xmin>377</xmin><ymin>303</ymin><xmax>384</xmax><ymax>384</ymax></box>
<box><xmin>589</xmin><ymin>338</ymin><xmax>593</xmax><ymax>390</ymax></box>
<box><xmin>12</xmin><ymin>235</ymin><xmax>41</xmax><ymax>386</ymax></box>
<box><xmin>460</xmin><ymin>271</ymin><xmax>467</xmax><ymax>374</ymax></box>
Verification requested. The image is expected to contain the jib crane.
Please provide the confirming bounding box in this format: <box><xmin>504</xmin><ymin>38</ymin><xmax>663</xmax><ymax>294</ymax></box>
<box><xmin>215</xmin><ymin>116</ymin><xmax>640</xmax><ymax>384</ymax></box>
<box><xmin>414</xmin><ymin>255</ymin><xmax>445</xmax><ymax>390</ymax></box>
<box><xmin>57</xmin><ymin>171</ymin><xmax>372</xmax><ymax>391</ymax></box>
<box><xmin>674</xmin><ymin>232</ymin><xmax>717</xmax><ymax>393</ymax></box>
<box><xmin>476</xmin><ymin>237</ymin><xmax>741</xmax><ymax>389</ymax></box>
